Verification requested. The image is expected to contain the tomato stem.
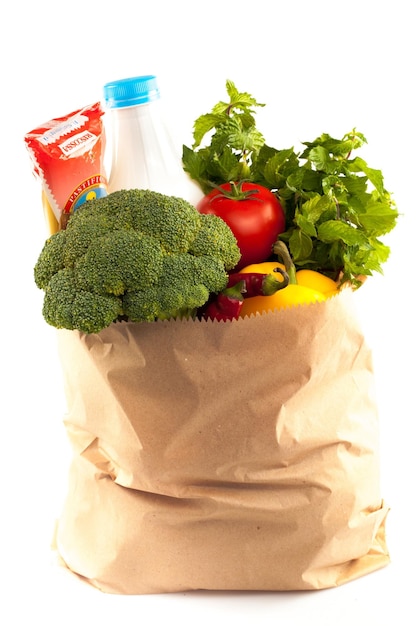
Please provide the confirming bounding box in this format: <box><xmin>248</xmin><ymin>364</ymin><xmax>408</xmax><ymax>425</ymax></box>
<box><xmin>208</xmin><ymin>180</ymin><xmax>262</xmax><ymax>203</ymax></box>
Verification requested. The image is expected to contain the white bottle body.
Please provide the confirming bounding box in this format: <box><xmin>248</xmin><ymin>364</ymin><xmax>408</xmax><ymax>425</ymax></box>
<box><xmin>106</xmin><ymin>100</ymin><xmax>203</xmax><ymax>206</ymax></box>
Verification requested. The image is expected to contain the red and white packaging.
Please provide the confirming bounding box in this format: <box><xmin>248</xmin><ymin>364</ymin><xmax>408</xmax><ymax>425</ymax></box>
<box><xmin>25</xmin><ymin>102</ymin><xmax>107</xmax><ymax>232</ymax></box>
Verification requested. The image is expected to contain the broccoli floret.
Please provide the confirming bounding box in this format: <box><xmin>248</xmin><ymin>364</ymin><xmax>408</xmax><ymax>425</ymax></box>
<box><xmin>123</xmin><ymin>288</ymin><xmax>162</xmax><ymax>323</ymax></box>
<box><xmin>34</xmin><ymin>189</ymin><xmax>241</xmax><ymax>333</ymax></box>
<box><xmin>191</xmin><ymin>255</ymin><xmax>231</xmax><ymax>294</ymax></box>
<box><xmin>63</xmin><ymin>195</ymin><xmax>134</xmax><ymax>266</ymax></box>
<box><xmin>69</xmin><ymin>190</ymin><xmax>134</xmax><ymax>228</ymax></box>
<box><xmin>63</xmin><ymin>212</ymin><xmax>117</xmax><ymax>267</ymax></box>
<box><xmin>123</xmin><ymin>283</ymin><xmax>208</xmax><ymax>322</ymax></box>
<box><xmin>189</xmin><ymin>213</ymin><xmax>241</xmax><ymax>270</ymax></box>
<box><xmin>129</xmin><ymin>189</ymin><xmax>201</xmax><ymax>253</ymax></box>
<box><xmin>123</xmin><ymin>253</ymin><xmax>221</xmax><ymax>322</ymax></box>
<box><xmin>43</xmin><ymin>268</ymin><xmax>123</xmax><ymax>333</ymax></box>
<box><xmin>34</xmin><ymin>229</ymin><xmax>67</xmax><ymax>289</ymax></box>
<box><xmin>155</xmin><ymin>253</ymin><xmax>216</xmax><ymax>319</ymax></box>
<box><xmin>157</xmin><ymin>282</ymin><xmax>209</xmax><ymax>320</ymax></box>
<box><xmin>74</xmin><ymin>230</ymin><xmax>164</xmax><ymax>296</ymax></box>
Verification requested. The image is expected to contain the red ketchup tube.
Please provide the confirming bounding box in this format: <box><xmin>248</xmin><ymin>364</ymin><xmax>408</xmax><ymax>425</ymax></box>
<box><xmin>25</xmin><ymin>102</ymin><xmax>108</xmax><ymax>233</ymax></box>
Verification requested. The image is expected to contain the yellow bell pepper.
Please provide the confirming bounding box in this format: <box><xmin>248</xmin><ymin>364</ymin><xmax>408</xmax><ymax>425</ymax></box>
<box><xmin>237</xmin><ymin>242</ymin><xmax>339</xmax><ymax>317</ymax></box>
<box><xmin>295</xmin><ymin>269</ymin><xmax>338</xmax><ymax>294</ymax></box>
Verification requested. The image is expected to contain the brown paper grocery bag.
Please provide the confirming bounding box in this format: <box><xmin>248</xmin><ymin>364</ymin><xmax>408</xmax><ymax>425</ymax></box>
<box><xmin>55</xmin><ymin>288</ymin><xmax>389</xmax><ymax>594</ymax></box>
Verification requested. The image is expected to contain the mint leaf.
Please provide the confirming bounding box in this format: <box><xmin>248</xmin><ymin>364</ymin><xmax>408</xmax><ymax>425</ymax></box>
<box><xmin>295</xmin><ymin>213</ymin><xmax>317</xmax><ymax>237</ymax></box>
<box><xmin>317</xmin><ymin>220</ymin><xmax>368</xmax><ymax>246</ymax></box>
<box><xmin>182</xmin><ymin>145</ymin><xmax>206</xmax><ymax>180</ymax></box>
<box><xmin>341</xmin><ymin>175</ymin><xmax>368</xmax><ymax>197</ymax></box>
<box><xmin>350</xmin><ymin>157</ymin><xmax>385</xmax><ymax>196</ymax></box>
<box><xmin>289</xmin><ymin>229</ymin><xmax>313</xmax><ymax>261</ymax></box>
<box><xmin>286</xmin><ymin>168</ymin><xmax>306</xmax><ymax>193</ymax></box>
<box><xmin>209</xmin><ymin>148</ymin><xmax>242</xmax><ymax>183</ymax></box>
<box><xmin>356</xmin><ymin>199</ymin><xmax>399</xmax><ymax>236</ymax></box>
<box><xmin>308</xmin><ymin>146</ymin><xmax>331</xmax><ymax>172</ymax></box>
<box><xmin>223</xmin><ymin>117</ymin><xmax>265</xmax><ymax>155</ymax></box>
<box><xmin>366</xmin><ymin>239</ymin><xmax>391</xmax><ymax>269</ymax></box>
<box><xmin>302</xmin><ymin>195</ymin><xmax>334</xmax><ymax>223</ymax></box>
<box><xmin>192</xmin><ymin>113</ymin><xmax>223</xmax><ymax>148</ymax></box>
<box><xmin>213</xmin><ymin>79</ymin><xmax>264</xmax><ymax>116</ymax></box>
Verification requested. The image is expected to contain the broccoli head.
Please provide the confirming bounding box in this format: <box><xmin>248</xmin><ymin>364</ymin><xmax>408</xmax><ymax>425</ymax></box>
<box><xmin>34</xmin><ymin>188</ymin><xmax>241</xmax><ymax>333</ymax></box>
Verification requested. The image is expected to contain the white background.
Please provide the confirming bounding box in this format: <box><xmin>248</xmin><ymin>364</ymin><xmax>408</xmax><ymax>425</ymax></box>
<box><xmin>2</xmin><ymin>1</ymin><xmax>415</xmax><ymax>624</ymax></box>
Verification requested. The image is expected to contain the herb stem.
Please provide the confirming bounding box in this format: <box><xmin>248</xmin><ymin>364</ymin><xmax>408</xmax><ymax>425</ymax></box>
<box><xmin>334</xmin><ymin>196</ymin><xmax>341</xmax><ymax>220</ymax></box>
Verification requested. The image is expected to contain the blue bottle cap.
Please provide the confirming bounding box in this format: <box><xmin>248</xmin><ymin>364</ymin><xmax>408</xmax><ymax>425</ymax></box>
<box><xmin>103</xmin><ymin>75</ymin><xmax>160</xmax><ymax>108</ymax></box>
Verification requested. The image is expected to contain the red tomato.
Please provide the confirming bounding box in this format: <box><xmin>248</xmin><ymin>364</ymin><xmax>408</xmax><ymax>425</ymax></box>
<box><xmin>196</xmin><ymin>182</ymin><xmax>286</xmax><ymax>269</ymax></box>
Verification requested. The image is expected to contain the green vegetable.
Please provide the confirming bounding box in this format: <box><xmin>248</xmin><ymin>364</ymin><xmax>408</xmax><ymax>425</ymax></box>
<box><xmin>124</xmin><ymin>253</ymin><xmax>228</xmax><ymax>322</ymax></box>
<box><xmin>182</xmin><ymin>79</ymin><xmax>266</xmax><ymax>194</ymax></box>
<box><xmin>257</xmin><ymin>131</ymin><xmax>399</xmax><ymax>287</ymax></box>
<box><xmin>183</xmin><ymin>81</ymin><xmax>399</xmax><ymax>287</ymax></box>
<box><xmin>34</xmin><ymin>189</ymin><xmax>241</xmax><ymax>333</ymax></box>
<box><xmin>42</xmin><ymin>268</ymin><xmax>123</xmax><ymax>334</ymax></box>
<box><xmin>188</xmin><ymin>212</ymin><xmax>244</xmax><ymax>271</ymax></box>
